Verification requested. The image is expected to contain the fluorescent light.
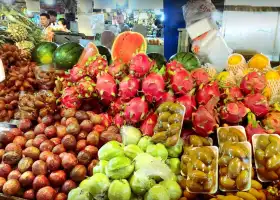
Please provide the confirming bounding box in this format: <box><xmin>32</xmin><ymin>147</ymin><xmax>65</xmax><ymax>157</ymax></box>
<box><xmin>44</xmin><ymin>0</ymin><xmax>55</xmax><ymax>6</ymax></box>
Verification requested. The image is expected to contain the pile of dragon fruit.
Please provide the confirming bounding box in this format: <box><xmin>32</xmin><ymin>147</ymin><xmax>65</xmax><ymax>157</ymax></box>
<box><xmin>59</xmin><ymin>53</ymin><xmax>278</xmax><ymax>141</ymax></box>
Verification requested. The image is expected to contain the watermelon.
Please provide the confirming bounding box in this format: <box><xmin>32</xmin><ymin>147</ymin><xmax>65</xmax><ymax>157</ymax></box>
<box><xmin>97</xmin><ymin>45</ymin><xmax>112</xmax><ymax>64</ymax></box>
<box><xmin>111</xmin><ymin>31</ymin><xmax>147</xmax><ymax>64</ymax></box>
<box><xmin>147</xmin><ymin>53</ymin><xmax>166</xmax><ymax>68</ymax></box>
<box><xmin>77</xmin><ymin>42</ymin><xmax>99</xmax><ymax>67</ymax></box>
<box><xmin>32</xmin><ymin>42</ymin><xmax>58</xmax><ymax>65</ymax></box>
<box><xmin>53</xmin><ymin>42</ymin><xmax>84</xmax><ymax>70</ymax></box>
<box><xmin>169</xmin><ymin>52</ymin><xmax>200</xmax><ymax>71</ymax></box>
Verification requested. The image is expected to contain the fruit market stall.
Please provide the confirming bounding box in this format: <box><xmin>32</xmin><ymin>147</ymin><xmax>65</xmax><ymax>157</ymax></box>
<box><xmin>2</xmin><ymin>4</ymin><xmax>280</xmax><ymax>200</ymax></box>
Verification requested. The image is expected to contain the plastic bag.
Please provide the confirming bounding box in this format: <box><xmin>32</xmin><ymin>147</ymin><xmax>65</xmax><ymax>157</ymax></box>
<box><xmin>182</xmin><ymin>0</ymin><xmax>216</xmax><ymax>27</ymax></box>
<box><xmin>34</xmin><ymin>65</ymin><xmax>56</xmax><ymax>90</ymax></box>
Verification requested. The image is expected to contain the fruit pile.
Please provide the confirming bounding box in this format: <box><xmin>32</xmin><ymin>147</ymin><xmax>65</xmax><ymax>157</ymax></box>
<box><xmin>0</xmin><ymin>107</ymin><xmax>118</xmax><ymax>200</ymax></box>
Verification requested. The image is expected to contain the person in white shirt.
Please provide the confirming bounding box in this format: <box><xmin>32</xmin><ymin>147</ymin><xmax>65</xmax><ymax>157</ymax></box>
<box><xmin>40</xmin><ymin>13</ymin><xmax>53</xmax><ymax>41</ymax></box>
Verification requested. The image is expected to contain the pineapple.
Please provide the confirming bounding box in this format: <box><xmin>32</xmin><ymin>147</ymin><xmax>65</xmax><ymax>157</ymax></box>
<box><xmin>6</xmin><ymin>23</ymin><xmax>28</xmax><ymax>42</ymax></box>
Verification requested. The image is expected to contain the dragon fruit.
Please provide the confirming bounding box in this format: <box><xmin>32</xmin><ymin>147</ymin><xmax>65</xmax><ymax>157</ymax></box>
<box><xmin>196</xmin><ymin>81</ymin><xmax>220</xmax><ymax>105</ymax></box>
<box><xmin>176</xmin><ymin>91</ymin><xmax>197</xmax><ymax>121</ymax></box>
<box><xmin>108</xmin><ymin>97</ymin><xmax>125</xmax><ymax>115</ymax></box>
<box><xmin>262</xmin><ymin>112</ymin><xmax>280</xmax><ymax>134</ymax></box>
<box><xmin>221</xmin><ymin>86</ymin><xmax>243</xmax><ymax>103</ymax></box>
<box><xmin>170</xmin><ymin>69</ymin><xmax>194</xmax><ymax>95</ymax></box>
<box><xmin>142</xmin><ymin>68</ymin><xmax>165</xmax><ymax>103</ymax></box>
<box><xmin>108</xmin><ymin>60</ymin><xmax>127</xmax><ymax>80</ymax></box>
<box><xmin>140</xmin><ymin>112</ymin><xmax>158</xmax><ymax>136</ymax></box>
<box><xmin>191</xmin><ymin>68</ymin><xmax>210</xmax><ymax>86</ymax></box>
<box><xmin>96</xmin><ymin>73</ymin><xmax>117</xmax><ymax>105</ymax></box>
<box><xmin>118</xmin><ymin>75</ymin><xmax>140</xmax><ymax>101</ymax></box>
<box><xmin>244</xmin><ymin>93</ymin><xmax>269</xmax><ymax>118</ymax></box>
<box><xmin>246</xmin><ymin>112</ymin><xmax>267</xmax><ymax>142</ymax></box>
<box><xmin>70</xmin><ymin>65</ymin><xmax>87</xmax><ymax>82</ymax></box>
<box><xmin>113</xmin><ymin>113</ymin><xmax>125</xmax><ymax>128</ymax></box>
<box><xmin>220</xmin><ymin>101</ymin><xmax>249</xmax><ymax>124</ymax></box>
<box><xmin>156</xmin><ymin>90</ymin><xmax>175</xmax><ymax>106</ymax></box>
<box><xmin>240</xmin><ymin>71</ymin><xmax>266</xmax><ymax>95</ymax></box>
<box><xmin>61</xmin><ymin>86</ymin><xmax>81</xmax><ymax>109</ymax></box>
<box><xmin>124</xmin><ymin>97</ymin><xmax>149</xmax><ymax>124</ymax></box>
<box><xmin>192</xmin><ymin>97</ymin><xmax>219</xmax><ymax>137</ymax></box>
<box><xmin>87</xmin><ymin>54</ymin><xmax>108</xmax><ymax>78</ymax></box>
<box><xmin>76</xmin><ymin>76</ymin><xmax>95</xmax><ymax>98</ymax></box>
<box><xmin>99</xmin><ymin>113</ymin><xmax>112</xmax><ymax>127</ymax></box>
<box><xmin>129</xmin><ymin>53</ymin><xmax>154</xmax><ymax>78</ymax></box>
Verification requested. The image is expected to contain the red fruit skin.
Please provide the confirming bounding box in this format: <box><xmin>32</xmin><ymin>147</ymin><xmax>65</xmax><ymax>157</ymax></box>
<box><xmin>263</xmin><ymin>112</ymin><xmax>280</xmax><ymax>134</ymax></box>
<box><xmin>244</xmin><ymin>93</ymin><xmax>269</xmax><ymax>118</ymax></box>
<box><xmin>113</xmin><ymin>113</ymin><xmax>125</xmax><ymax>128</ymax></box>
<box><xmin>140</xmin><ymin>113</ymin><xmax>157</xmax><ymax>136</ymax></box>
<box><xmin>61</xmin><ymin>87</ymin><xmax>81</xmax><ymax>109</ymax></box>
<box><xmin>33</xmin><ymin>175</ymin><xmax>50</xmax><ymax>191</ymax></box>
<box><xmin>181</xmin><ymin>129</ymin><xmax>195</xmax><ymax>141</ymax></box>
<box><xmin>87</xmin><ymin>55</ymin><xmax>108</xmax><ymax>78</ymax></box>
<box><xmin>124</xmin><ymin>97</ymin><xmax>149</xmax><ymax>124</ymax></box>
<box><xmin>61</xmin><ymin>153</ymin><xmax>78</xmax><ymax>170</ymax></box>
<box><xmin>191</xmin><ymin>68</ymin><xmax>210</xmax><ymax>86</ymax></box>
<box><xmin>0</xmin><ymin>164</ymin><xmax>12</xmax><ymax>178</ymax></box>
<box><xmin>49</xmin><ymin>170</ymin><xmax>66</xmax><ymax>187</ymax></box>
<box><xmin>221</xmin><ymin>86</ymin><xmax>244</xmax><ymax>103</ymax></box>
<box><xmin>10</xmin><ymin>128</ymin><xmax>22</xmax><ymax>136</ymax></box>
<box><xmin>170</xmin><ymin>69</ymin><xmax>194</xmax><ymax>95</ymax></box>
<box><xmin>142</xmin><ymin>72</ymin><xmax>165</xmax><ymax>103</ymax></box>
<box><xmin>46</xmin><ymin>154</ymin><xmax>61</xmax><ymax>171</ymax></box>
<box><xmin>40</xmin><ymin>140</ymin><xmax>55</xmax><ymax>152</ymax></box>
<box><xmin>108</xmin><ymin>60</ymin><xmax>127</xmax><ymax>80</ymax></box>
<box><xmin>119</xmin><ymin>75</ymin><xmax>140</xmax><ymax>102</ymax></box>
<box><xmin>196</xmin><ymin>81</ymin><xmax>220</xmax><ymax>105</ymax></box>
<box><xmin>99</xmin><ymin>113</ymin><xmax>112</xmax><ymax>127</ymax></box>
<box><xmin>61</xmin><ymin>180</ymin><xmax>77</xmax><ymax>194</ymax></box>
<box><xmin>108</xmin><ymin>98</ymin><xmax>125</xmax><ymax>116</ymax></box>
<box><xmin>19</xmin><ymin>119</ymin><xmax>32</xmax><ymax>132</ymax></box>
<box><xmin>36</xmin><ymin>186</ymin><xmax>57</xmax><ymax>200</ymax></box>
<box><xmin>50</xmin><ymin>138</ymin><xmax>61</xmax><ymax>146</ymax></box>
<box><xmin>34</xmin><ymin>123</ymin><xmax>47</xmax><ymax>136</ymax></box>
<box><xmin>76</xmin><ymin>76</ymin><xmax>95</xmax><ymax>98</ymax></box>
<box><xmin>32</xmin><ymin>160</ymin><xmax>47</xmax><ymax>176</ymax></box>
<box><xmin>220</xmin><ymin>102</ymin><xmax>249</xmax><ymax>124</ymax></box>
<box><xmin>70</xmin><ymin>65</ymin><xmax>87</xmax><ymax>82</ymax></box>
<box><xmin>129</xmin><ymin>53</ymin><xmax>153</xmax><ymax>78</ymax></box>
<box><xmin>246</xmin><ymin>114</ymin><xmax>267</xmax><ymax>142</ymax></box>
<box><xmin>7</xmin><ymin>170</ymin><xmax>21</xmax><ymax>180</ymax></box>
<box><xmin>44</xmin><ymin>126</ymin><xmax>57</xmax><ymax>138</ymax></box>
<box><xmin>55</xmin><ymin>193</ymin><xmax>67</xmax><ymax>200</ymax></box>
<box><xmin>23</xmin><ymin>189</ymin><xmax>35</xmax><ymax>200</ymax></box>
<box><xmin>96</xmin><ymin>73</ymin><xmax>117</xmax><ymax>105</ymax></box>
<box><xmin>177</xmin><ymin>94</ymin><xmax>197</xmax><ymax>121</ymax></box>
<box><xmin>240</xmin><ymin>71</ymin><xmax>266</xmax><ymax>95</ymax></box>
<box><xmin>156</xmin><ymin>90</ymin><xmax>175</xmax><ymax>107</ymax></box>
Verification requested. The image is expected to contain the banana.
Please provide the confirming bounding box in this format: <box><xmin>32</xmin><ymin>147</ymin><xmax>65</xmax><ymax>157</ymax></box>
<box><xmin>251</xmin><ymin>180</ymin><xmax>262</xmax><ymax>190</ymax></box>
<box><xmin>236</xmin><ymin>191</ymin><xmax>257</xmax><ymax>200</ymax></box>
<box><xmin>248</xmin><ymin>188</ymin><xmax>263</xmax><ymax>200</ymax></box>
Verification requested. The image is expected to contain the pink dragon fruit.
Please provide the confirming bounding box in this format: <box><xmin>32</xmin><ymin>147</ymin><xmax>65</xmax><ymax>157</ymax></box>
<box><xmin>113</xmin><ymin>113</ymin><xmax>125</xmax><ymax>128</ymax></box>
<box><xmin>129</xmin><ymin>53</ymin><xmax>154</xmax><ymax>78</ymax></box>
<box><xmin>170</xmin><ymin>69</ymin><xmax>194</xmax><ymax>95</ymax></box>
<box><xmin>244</xmin><ymin>93</ymin><xmax>269</xmax><ymax>118</ymax></box>
<box><xmin>87</xmin><ymin>54</ymin><xmax>108</xmax><ymax>78</ymax></box>
<box><xmin>263</xmin><ymin>112</ymin><xmax>280</xmax><ymax>134</ymax></box>
<box><xmin>99</xmin><ymin>113</ymin><xmax>112</xmax><ymax>127</ymax></box>
<box><xmin>76</xmin><ymin>76</ymin><xmax>95</xmax><ymax>98</ymax></box>
<box><xmin>142</xmin><ymin>69</ymin><xmax>165</xmax><ymax>103</ymax></box>
<box><xmin>246</xmin><ymin>112</ymin><xmax>267</xmax><ymax>142</ymax></box>
<box><xmin>221</xmin><ymin>86</ymin><xmax>243</xmax><ymax>103</ymax></box>
<box><xmin>61</xmin><ymin>86</ymin><xmax>81</xmax><ymax>109</ymax></box>
<box><xmin>240</xmin><ymin>71</ymin><xmax>266</xmax><ymax>95</ymax></box>
<box><xmin>191</xmin><ymin>68</ymin><xmax>210</xmax><ymax>86</ymax></box>
<box><xmin>96</xmin><ymin>73</ymin><xmax>117</xmax><ymax>105</ymax></box>
<box><xmin>177</xmin><ymin>91</ymin><xmax>197</xmax><ymax>121</ymax></box>
<box><xmin>140</xmin><ymin>112</ymin><xmax>158</xmax><ymax>136</ymax></box>
<box><xmin>118</xmin><ymin>75</ymin><xmax>140</xmax><ymax>101</ymax></box>
<box><xmin>108</xmin><ymin>97</ymin><xmax>125</xmax><ymax>115</ymax></box>
<box><xmin>156</xmin><ymin>90</ymin><xmax>175</xmax><ymax>106</ymax></box>
<box><xmin>220</xmin><ymin>101</ymin><xmax>249</xmax><ymax>124</ymax></box>
<box><xmin>192</xmin><ymin>97</ymin><xmax>219</xmax><ymax>137</ymax></box>
<box><xmin>108</xmin><ymin>60</ymin><xmax>127</xmax><ymax>80</ymax></box>
<box><xmin>70</xmin><ymin>65</ymin><xmax>87</xmax><ymax>82</ymax></box>
<box><xmin>124</xmin><ymin>97</ymin><xmax>149</xmax><ymax>124</ymax></box>
<box><xmin>196</xmin><ymin>81</ymin><xmax>220</xmax><ymax>105</ymax></box>
<box><xmin>166</xmin><ymin>60</ymin><xmax>184</xmax><ymax>73</ymax></box>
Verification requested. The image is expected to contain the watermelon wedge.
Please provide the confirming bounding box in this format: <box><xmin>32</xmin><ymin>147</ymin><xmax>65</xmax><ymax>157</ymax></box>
<box><xmin>111</xmin><ymin>31</ymin><xmax>147</xmax><ymax>64</ymax></box>
<box><xmin>77</xmin><ymin>42</ymin><xmax>99</xmax><ymax>66</ymax></box>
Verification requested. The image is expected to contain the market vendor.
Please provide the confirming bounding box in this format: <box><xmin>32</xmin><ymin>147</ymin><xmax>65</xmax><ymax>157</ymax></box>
<box><xmin>58</xmin><ymin>18</ymin><xmax>70</xmax><ymax>32</ymax></box>
<box><xmin>116</xmin><ymin>12</ymin><xmax>130</xmax><ymax>33</ymax></box>
<box><xmin>48</xmin><ymin>10</ymin><xmax>58</xmax><ymax>27</ymax></box>
<box><xmin>40</xmin><ymin>13</ymin><xmax>54</xmax><ymax>42</ymax></box>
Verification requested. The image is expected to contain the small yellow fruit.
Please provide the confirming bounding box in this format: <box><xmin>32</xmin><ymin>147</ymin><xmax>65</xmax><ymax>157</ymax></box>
<box><xmin>248</xmin><ymin>54</ymin><xmax>270</xmax><ymax>70</ymax></box>
<box><xmin>263</xmin><ymin>86</ymin><xmax>272</xmax><ymax>100</ymax></box>
<box><xmin>265</xmin><ymin>70</ymin><xmax>280</xmax><ymax>80</ymax></box>
<box><xmin>251</xmin><ymin>180</ymin><xmax>262</xmax><ymax>190</ymax></box>
<box><xmin>228</xmin><ymin>54</ymin><xmax>243</xmax><ymax>65</ymax></box>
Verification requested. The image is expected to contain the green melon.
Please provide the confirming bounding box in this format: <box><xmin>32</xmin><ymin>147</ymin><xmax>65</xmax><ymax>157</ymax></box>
<box><xmin>147</xmin><ymin>53</ymin><xmax>167</xmax><ymax>68</ymax></box>
<box><xmin>169</xmin><ymin>52</ymin><xmax>200</xmax><ymax>71</ymax></box>
<box><xmin>32</xmin><ymin>42</ymin><xmax>58</xmax><ymax>65</ymax></box>
<box><xmin>97</xmin><ymin>45</ymin><xmax>112</xmax><ymax>64</ymax></box>
<box><xmin>53</xmin><ymin>42</ymin><xmax>83</xmax><ymax>70</ymax></box>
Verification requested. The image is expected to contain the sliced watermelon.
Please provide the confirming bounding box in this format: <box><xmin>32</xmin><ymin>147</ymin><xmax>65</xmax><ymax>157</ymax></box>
<box><xmin>77</xmin><ymin>42</ymin><xmax>99</xmax><ymax>67</ymax></box>
<box><xmin>169</xmin><ymin>52</ymin><xmax>200</xmax><ymax>71</ymax></box>
<box><xmin>111</xmin><ymin>31</ymin><xmax>147</xmax><ymax>64</ymax></box>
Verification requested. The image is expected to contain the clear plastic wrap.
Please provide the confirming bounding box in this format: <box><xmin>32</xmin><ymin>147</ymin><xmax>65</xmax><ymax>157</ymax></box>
<box><xmin>34</xmin><ymin>65</ymin><xmax>56</xmax><ymax>90</ymax></box>
<box><xmin>252</xmin><ymin>134</ymin><xmax>280</xmax><ymax>182</ymax></box>
<box><xmin>218</xmin><ymin>142</ymin><xmax>252</xmax><ymax>191</ymax></box>
<box><xmin>15</xmin><ymin>92</ymin><xmax>38</xmax><ymax>120</ymax></box>
<box><xmin>182</xmin><ymin>0</ymin><xmax>216</xmax><ymax>27</ymax></box>
<box><xmin>181</xmin><ymin>146</ymin><xmax>218</xmax><ymax>194</ymax></box>
<box><xmin>217</xmin><ymin>126</ymin><xmax>247</xmax><ymax>145</ymax></box>
<box><xmin>152</xmin><ymin>102</ymin><xmax>185</xmax><ymax>147</ymax></box>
